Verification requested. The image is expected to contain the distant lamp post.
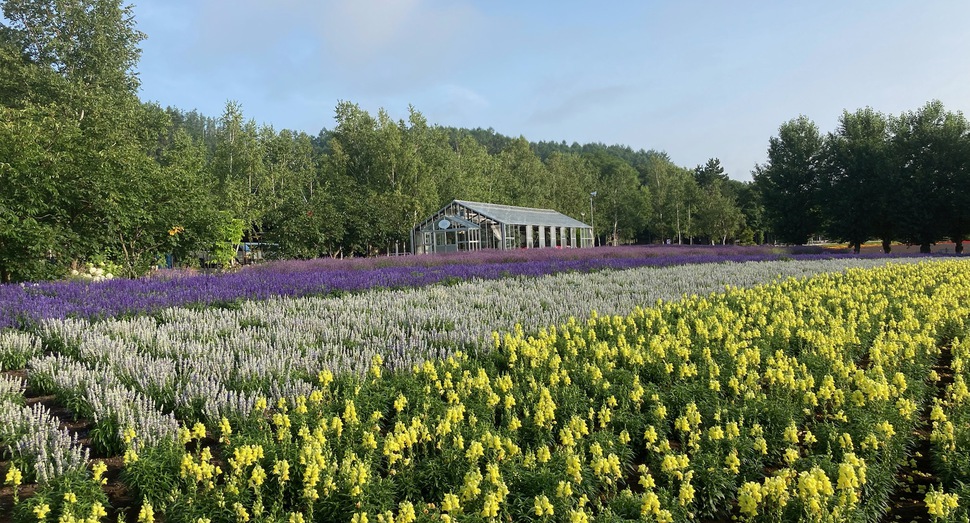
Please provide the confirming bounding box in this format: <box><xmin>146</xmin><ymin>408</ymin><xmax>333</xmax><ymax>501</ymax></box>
<box><xmin>589</xmin><ymin>191</ymin><xmax>597</xmax><ymax>247</ymax></box>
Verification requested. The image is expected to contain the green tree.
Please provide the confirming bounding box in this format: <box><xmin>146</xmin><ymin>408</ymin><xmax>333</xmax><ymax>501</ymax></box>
<box><xmin>695</xmin><ymin>184</ymin><xmax>744</xmax><ymax>244</ymax></box>
<box><xmin>693</xmin><ymin>158</ymin><xmax>729</xmax><ymax>189</ymax></box>
<box><xmin>586</xmin><ymin>151</ymin><xmax>650</xmax><ymax>245</ymax></box>
<box><xmin>325</xmin><ymin>103</ymin><xmax>448</xmax><ymax>254</ymax></box>
<box><xmin>819</xmin><ymin>108</ymin><xmax>896</xmax><ymax>253</ymax></box>
<box><xmin>670</xmin><ymin>170</ymin><xmax>701</xmax><ymax>244</ymax></box>
<box><xmin>754</xmin><ymin>116</ymin><xmax>825</xmax><ymax>245</ymax></box>
<box><xmin>494</xmin><ymin>137</ymin><xmax>548</xmax><ymax>207</ymax></box>
<box><xmin>638</xmin><ymin>151</ymin><xmax>682</xmax><ymax>242</ymax></box>
<box><xmin>379</xmin><ymin>107</ymin><xmax>446</xmax><ymax>248</ymax></box>
<box><xmin>154</xmin><ymin>127</ymin><xmax>225</xmax><ymax>268</ymax></box>
<box><xmin>449</xmin><ymin>131</ymin><xmax>500</xmax><ymax>205</ymax></box>
<box><xmin>264</xmin><ymin>185</ymin><xmax>344</xmax><ymax>259</ymax></box>
<box><xmin>732</xmin><ymin>181</ymin><xmax>765</xmax><ymax>244</ymax></box>
<box><xmin>932</xmin><ymin>107</ymin><xmax>970</xmax><ymax>253</ymax></box>
<box><xmin>260</xmin><ymin>127</ymin><xmax>346</xmax><ymax>258</ymax></box>
<box><xmin>892</xmin><ymin>101</ymin><xmax>967</xmax><ymax>253</ymax></box>
<box><xmin>543</xmin><ymin>152</ymin><xmax>598</xmax><ymax>223</ymax></box>
<box><xmin>1</xmin><ymin>0</ymin><xmax>144</xmax><ymax>96</ymax></box>
<box><xmin>0</xmin><ymin>103</ymin><xmax>77</xmax><ymax>281</ymax></box>
<box><xmin>212</xmin><ymin>101</ymin><xmax>266</xmax><ymax>242</ymax></box>
<box><xmin>1</xmin><ymin>0</ymin><xmax>189</xmax><ymax>278</ymax></box>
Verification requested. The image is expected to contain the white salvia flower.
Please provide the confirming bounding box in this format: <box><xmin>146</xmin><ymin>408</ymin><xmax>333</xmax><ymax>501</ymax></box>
<box><xmin>0</xmin><ymin>402</ymin><xmax>88</xmax><ymax>484</ymax></box>
<box><xmin>0</xmin><ymin>374</ymin><xmax>26</xmax><ymax>396</ymax></box>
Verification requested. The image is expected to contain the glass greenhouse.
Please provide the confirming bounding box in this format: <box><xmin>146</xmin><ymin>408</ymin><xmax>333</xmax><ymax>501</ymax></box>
<box><xmin>411</xmin><ymin>200</ymin><xmax>593</xmax><ymax>254</ymax></box>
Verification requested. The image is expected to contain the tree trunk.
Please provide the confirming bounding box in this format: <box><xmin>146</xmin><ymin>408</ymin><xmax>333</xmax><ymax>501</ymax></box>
<box><xmin>950</xmin><ymin>234</ymin><xmax>964</xmax><ymax>254</ymax></box>
<box><xmin>853</xmin><ymin>241</ymin><xmax>861</xmax><ymax>254</ymax></box>
<box><xmin>920</xmin><ymin>242</ymin><xmax>931</xmax><ymax>254</ymax></box>
<box><xmin>881</xmin><ymin>238</ymin><xmax>891</xmax><ymax>253</ymax></box>
<box><xmin>675</xmin><ymin>208</ymin><xmax>681</xmax><ymax>245</ymax></box>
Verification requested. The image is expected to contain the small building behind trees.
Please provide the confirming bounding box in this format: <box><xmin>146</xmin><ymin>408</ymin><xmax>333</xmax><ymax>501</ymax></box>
<box><xmin>411</xmin><ymin>200</ymin><xmax>593</xmax><ymax>254</ymax></box>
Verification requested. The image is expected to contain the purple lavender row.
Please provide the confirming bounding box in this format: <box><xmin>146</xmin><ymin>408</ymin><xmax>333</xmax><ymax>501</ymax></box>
<box><xmin>0</xmin><ymin>246</ymin><xmax>925</xmax><ymax>330</ymax></box>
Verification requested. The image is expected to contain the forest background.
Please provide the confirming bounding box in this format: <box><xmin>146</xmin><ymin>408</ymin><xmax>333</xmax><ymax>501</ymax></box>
<box><xmin>1</xmin><ymin>0</ymin><xmax>968</xmax><ymax>283</ymax></box>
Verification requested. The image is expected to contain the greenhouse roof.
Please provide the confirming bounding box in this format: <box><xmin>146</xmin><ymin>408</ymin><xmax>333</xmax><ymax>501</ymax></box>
<box><xmin>454</xmin><ymin>200</ymin><xmax>590</xmax><ymax>228</ymax></box>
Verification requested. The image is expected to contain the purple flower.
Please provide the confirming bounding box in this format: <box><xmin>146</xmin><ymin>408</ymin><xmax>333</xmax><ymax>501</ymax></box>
<box><xmin>0</xmin><ymin>245</ymin><xmax>934</xmax><ymax>330</ymax></box>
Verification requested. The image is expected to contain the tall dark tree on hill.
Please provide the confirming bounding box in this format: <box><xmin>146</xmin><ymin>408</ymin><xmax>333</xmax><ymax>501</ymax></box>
<box><xmin>754</xmin><ymin>116</ymin><xmax>824</xmax><ymax>245</ymax></box>
<box><xmin>953</xmin><ymin>116</ymin><xmax>970</xmax><ymax>253</ymax></box>
<box><xmin>929</xmin><ymin>107</ymin><xmax>970</xmax><ymax>253</ymax></box>
<box><xmin>819</xmin><ymin>108</ymin><xmax>897</xmax><ymax>253</ymax></box>
<box><xmin>733</xmin><ymin>181</ymin><xmax>765</xmax><ymax>244</ymax></box>
<box><xmin>693</xmin><ymin>158</ymin><xmax>729</xmax><ymax>189</ymax></box>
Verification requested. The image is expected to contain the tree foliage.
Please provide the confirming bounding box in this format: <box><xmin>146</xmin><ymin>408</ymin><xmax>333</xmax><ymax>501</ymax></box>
<box><xmin>757</xmin><ymin>101</ymin><xmax>970</xmax><ymax>253</ymax></box>
<box><xmin>753</xmin><ymin>116</ymin><xmax>824</xmax><ymax>245</ymax></box>
<box><xmin>819</xmin><ymin>108</ymin><xmax>895</xmax><ymax>253</ymax></box>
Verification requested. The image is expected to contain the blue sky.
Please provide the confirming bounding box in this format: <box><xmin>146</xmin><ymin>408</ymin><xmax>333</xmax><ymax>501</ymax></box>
<box><xmin>132</xmin><ymin>1</ymin><xmax>970</xmax><ymax>181</ymax></box>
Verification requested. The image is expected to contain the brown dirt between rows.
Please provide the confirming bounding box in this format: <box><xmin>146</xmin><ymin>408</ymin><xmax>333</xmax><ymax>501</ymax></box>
<box><xmin>877</xmin><ymin>345</ymin><xmax>954</xmax><ymax>523</ymax></box>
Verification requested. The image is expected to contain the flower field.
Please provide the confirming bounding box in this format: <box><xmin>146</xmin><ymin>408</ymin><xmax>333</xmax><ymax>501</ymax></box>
<box><xmin>2</xmin><ymin>255</ymin><xmax>969</xmax><ymax>522</ymax></box>
<box><xmin>0</xmin><ymin>244</ymin><xmax>917</xmax><ymax>331</ymax></box>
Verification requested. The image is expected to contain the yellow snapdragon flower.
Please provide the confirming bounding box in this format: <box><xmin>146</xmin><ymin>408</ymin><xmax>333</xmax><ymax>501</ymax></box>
<box><xmin>738</xmin><ymin>481</ymin><xmax>763</xmax><ymax>517</ymax></box>
<box><xmin>5</xmin><ymin>464</ymin><xmax>22</xmax><ymax>489</ymax></box>
<box><xmin>442</xmin><ymin>492</ymin><xmax>461</xmax><ymax>513</ymax></box>
<box><xmin>533</xmin><ymin>495</ymin><xmax>554</xmax><ymax>517</ymax></box>
<box><xmin>925</xmin><ymin>489</ymin><xmax>959</xmax><ymax>519</ymax></box>
<box><xmin>137</xmin><ymin>501</ymin><xmax>155</xmax><ymax>523</ymax></box>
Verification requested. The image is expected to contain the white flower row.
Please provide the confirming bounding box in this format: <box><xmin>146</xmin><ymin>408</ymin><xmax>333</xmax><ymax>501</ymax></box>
<box><xmin>68</xmin><ymin>264</ymin><xmax>115</xmax><ymax>281</ymax></box>
<box><xmin>28</xmin><ymin>353</ymin><xmax>178</xmax><ymax>448</ymax></box>
<box><xmin>0</xmin><ymin>330</ymin><xmax>43</xmax><ymax>371</ymax></box>
<box><xmin>0</xmin><ymin>374</ymin><xmax>88</xmax><ymax>483</ymax></box>
<box><xmin>0</xmin><ymin>373</ymin><xmax>25</xmax><ymax>400</ymax></box>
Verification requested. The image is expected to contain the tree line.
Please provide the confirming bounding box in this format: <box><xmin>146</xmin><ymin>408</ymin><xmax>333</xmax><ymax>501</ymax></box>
<box><xmin>755</xmin><ymin>102</ymin><xmax>970</xmax><ymax>254</ymax></box>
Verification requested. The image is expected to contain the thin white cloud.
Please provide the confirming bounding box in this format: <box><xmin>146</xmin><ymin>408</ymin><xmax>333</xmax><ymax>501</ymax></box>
<box><xmin>319</xmin><ymin>0</ymin><xmax>428</xmax><ymax>61</ymax></box>
<box><xmin>527</xmin><ymin>85</ymin><xmax>636</xmax><ymax>127</ymax></box>
<box><xmin>441</xmin><ymin>84</ymin><xmax>488</xmax><ymax>109</ymax></box>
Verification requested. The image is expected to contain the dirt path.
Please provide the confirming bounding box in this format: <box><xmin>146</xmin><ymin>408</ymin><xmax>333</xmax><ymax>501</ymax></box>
<box><xmin>879</xmin><ymin>346</ymin><xmax>953</xmax><ymax>523</ymax></box>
